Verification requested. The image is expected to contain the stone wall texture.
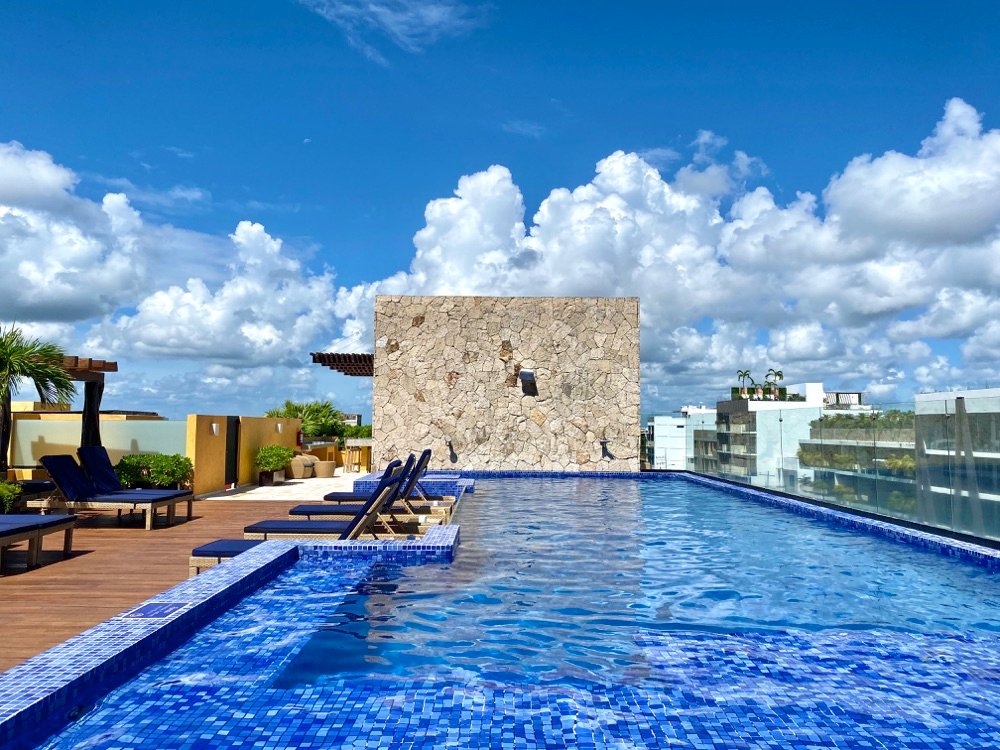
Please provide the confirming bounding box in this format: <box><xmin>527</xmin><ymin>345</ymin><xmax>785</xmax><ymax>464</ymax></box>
<box><xmin>372</xmin><ymin>295</ymin><xmax>640</xmax><ymax>472</ymax></box>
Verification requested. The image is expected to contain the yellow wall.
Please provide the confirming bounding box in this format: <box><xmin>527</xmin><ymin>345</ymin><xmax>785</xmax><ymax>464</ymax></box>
<box><xmin>185</xmin><ymin>415</ymin><xmax>228</xmax><ymax>496</ymax></box>
<box><xmin>7</xmin><ymin>409</ymin><xmax>300</xmax><ymax>493</ymax></box>
<box><xmin>236</xmin><ymin>417</ymin><xmax>299</xmax><ymax>485</ymax></box>
<box><xmin>11</xmin><ymin>401</ymin><xmax>70</xmax><ymax>413</ymax></box>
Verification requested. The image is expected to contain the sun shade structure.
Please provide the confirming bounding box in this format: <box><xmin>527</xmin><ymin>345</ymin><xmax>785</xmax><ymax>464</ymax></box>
<box><xmin>62</xmin><ymin>356</ymin><xmax>119</xmax><ymax>448</ymax></box>
<box><xmin>310</xmin><ymin>352</ymin><xmax>373</xmax><ymax>377</ymax></box>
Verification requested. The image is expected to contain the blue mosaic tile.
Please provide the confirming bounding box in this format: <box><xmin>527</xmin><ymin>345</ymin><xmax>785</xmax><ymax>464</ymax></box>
<box><xmin>29</xmin><ymin>561</ymin><xmax>1000</xmax><ymax>750</ymax></box>
<box><xmin>0</xmin><ymin>528</ymin><xmax>460</xmax><ymax>750</ymax></box>
<box><xmin>5</xmin><ymin>473</ymin><xmax>1000</xmax><ymax>750</ymax></box>
<box><xmin>352</xmin><ymin>471</ymin><xmax>474</xmax><ymax>499</ymax></box>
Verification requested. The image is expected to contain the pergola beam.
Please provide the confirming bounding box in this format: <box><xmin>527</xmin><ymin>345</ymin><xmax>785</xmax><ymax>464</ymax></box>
<box><xmin>62</xmin><ymin>356</ymin><xmax>118</xmax><ymax>447</ymax></box>
<box><xmin>310</xmin><ymin>352</ymin><xmax>374</xmax><ymax>377</ymax></box>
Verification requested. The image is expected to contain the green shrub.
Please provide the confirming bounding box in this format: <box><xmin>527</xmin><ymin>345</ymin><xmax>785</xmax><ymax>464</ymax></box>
<box><xmin>116</xmin><ymin>454</ymin><xmax>193</xmax><ymax>489</ymax></box>
<box><xmin>0</xmin><ymin>480</ymin><xmax>22</xmax><ymax>513</ymax></box>
<box><xmin>255</xmin><ymin>444</ymin><xmax>295</xmax><ymax>472</ymax></box>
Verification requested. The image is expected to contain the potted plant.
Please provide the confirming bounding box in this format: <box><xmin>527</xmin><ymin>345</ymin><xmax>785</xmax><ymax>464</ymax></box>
<box><xmin>256</xmin><ymin>444</ymin><xmax>294</xmax><ymax>486</ymax></box>
<box><xmin>0</xmin><ymin>480</ymin><xmax>22</xmax><ymax>513</ymax></box>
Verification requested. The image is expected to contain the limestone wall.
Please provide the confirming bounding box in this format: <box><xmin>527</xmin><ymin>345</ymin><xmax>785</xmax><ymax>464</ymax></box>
<box><xmin>372</xmin><ymin>296</ymin><xmax>640</xmax><ymax>472</ymax></box>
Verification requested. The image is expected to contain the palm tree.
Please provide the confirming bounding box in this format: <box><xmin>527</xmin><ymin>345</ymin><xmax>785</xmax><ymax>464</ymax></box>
<box><xmin>765</xmin><ymin>368</ymin><xmax>784</xmax><ymax>400</ymax></box>
<box><xmin>0</xmin><ymin>326</ymin><xmax>76</xmax><ymax>475</ymax></box>
<box><xmin>265</xmin><ymin>400</ymin><xmax>346</xmax><ymax>438</ymax></box>
<box><xmin>736</xmin><ymin>369</ymin><xmax>751</xmax><ymax>386</ymax></box>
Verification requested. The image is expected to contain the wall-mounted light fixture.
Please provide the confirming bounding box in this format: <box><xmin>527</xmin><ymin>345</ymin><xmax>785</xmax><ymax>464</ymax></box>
<box><xmin>600</xmin><ymin>434</ymin><xmax>616</xmax><ymax>460</ymax></box>
<box><xmin>518</xmin><ymin>368</ymin><xmax>538</xmax><ymax>396</ymax></box>
<box><xmin>276</xmin><ymin>423</ymin><xmax>284</xmax><ymax>434</ymax></box>
<box><xmin>445</xmin><ymin>435</ymin><xmax>459</xmax><ymax>464</ymax></box>
<box><xmin>209</xmin><ymin>422</ymin><xmax>220</xmax><ymax>437</ymax></box>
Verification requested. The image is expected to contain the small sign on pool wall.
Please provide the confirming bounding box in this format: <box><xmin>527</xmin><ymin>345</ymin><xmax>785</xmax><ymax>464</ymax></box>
<box><xmin>121</xmin><ymin>602</ymin><xmax>188</xmax><ymax>619</ymax></box>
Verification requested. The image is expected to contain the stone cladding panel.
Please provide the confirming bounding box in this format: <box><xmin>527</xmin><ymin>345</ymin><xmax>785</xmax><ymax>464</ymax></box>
<box><xmin>372</xmin><ymin>296</ymin><xmax>640</xmax><ymax>472</ymax></box>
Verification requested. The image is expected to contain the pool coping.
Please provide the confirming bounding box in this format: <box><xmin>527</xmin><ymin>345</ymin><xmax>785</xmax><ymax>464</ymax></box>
<box><xmin>0</xmin><ymin>525</ymin><xmax>459</xmax><ymax>750</ymax></box>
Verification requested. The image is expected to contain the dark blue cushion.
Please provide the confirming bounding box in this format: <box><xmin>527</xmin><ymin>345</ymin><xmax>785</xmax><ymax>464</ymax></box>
<box><xmin>244</xmin><ymin>520</ymin><xmax>353</xmax><ymax>537</ymax></box>
<box><xmin>77</xmin><ymin>446</ymin><xmax>124</xmax><ymax>493</ymax></box>
<box><xmin>0</xmin><ymin>514</ymin><xmax>75</xmax><ymax>532</ymax></box>
<box><xmin>289</xmin><ymin>503</ymin><xmax>364</xmax><ymax>516</ymax></box>
<box><xmin>321</xmin><ymin>491</ymin><xmax>367</xmax><ymax>502</ymax></box>
<box><xmin>191</xmin><ymin>539</ymin><xmax>263</xmax><ymax>558</ymax></box>
<box><xmin>40</xmin><ymin>455</ymin><xmax>99</xmax><ymax>502</ymax></box>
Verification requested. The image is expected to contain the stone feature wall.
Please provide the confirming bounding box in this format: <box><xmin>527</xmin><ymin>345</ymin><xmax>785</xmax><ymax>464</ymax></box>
<box><xmin>372</xmin><ymin>296</ymin><xmax>640</xmax><ymax>472</ymax></box>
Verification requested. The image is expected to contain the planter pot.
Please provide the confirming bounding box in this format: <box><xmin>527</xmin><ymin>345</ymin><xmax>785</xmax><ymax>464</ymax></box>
<box><xmin>258</xmin><ymin>469</ymin><xmax>285</xmax><ymax>486</ymax></box>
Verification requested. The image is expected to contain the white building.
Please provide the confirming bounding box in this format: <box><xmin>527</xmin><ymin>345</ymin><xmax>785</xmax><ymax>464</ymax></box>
<box><xmin>646</xmin><ymin>405</ymin><xmax>717</xmax><ymax>470</ymax></box>
<box><xmin>712</xmin><ymin>383</ymin><xmax>871</xmax><ymax>492</ymax></box>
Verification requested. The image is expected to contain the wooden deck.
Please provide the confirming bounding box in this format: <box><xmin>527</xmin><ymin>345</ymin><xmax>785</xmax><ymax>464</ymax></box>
<box><xmin>0</xmin><ymin>499</ymin><xmax>296</xmax><ymax>672</ymax></box>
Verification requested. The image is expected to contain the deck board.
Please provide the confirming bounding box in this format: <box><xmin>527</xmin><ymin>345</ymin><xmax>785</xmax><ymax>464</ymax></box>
<box><xmin>0</xmin><ymin>499</ymin><xmax>297</xmax><ymax>672</ymax></box>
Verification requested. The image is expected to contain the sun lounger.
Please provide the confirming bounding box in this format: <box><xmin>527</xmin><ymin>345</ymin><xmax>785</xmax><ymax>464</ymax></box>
<box><xmin>321</xmin><ymin>458</ymin><xmax>402</xmax><ymax>503</ymax></box>
<box><xmin>0</xmin><ymin>514</ymin><xmax>76</xmax><ymax>571</ymax></box>
<box><xmin>289</xmin><ymin>449</ymin><xmax>451</xmax><ymax>524</ymax></box>
<box><xmin>35</xmin><ymin>455</ymin><xmax>194</xmax><ymax>530</ymax></box>
<box><xmin>323</xmin><ymin>449</ymin><xmax>454</xmax><ymax>506</ymax></box>
<box><xmin>77</xmin><ymin>446</ymin><xmax>185</xmax><ymax>497</ymax></box>
<box><xmin>188</xmin><ymin>539</ymin><xmax>263</xmax><ymax>576</ymax></box>
<box><xmin>244</xmin><ymin>460</ymin><xmax>410</xmax><ymax>541</ymax></box>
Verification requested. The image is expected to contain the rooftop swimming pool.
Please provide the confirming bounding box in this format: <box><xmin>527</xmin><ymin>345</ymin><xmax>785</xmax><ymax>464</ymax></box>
<box><xmin>26</xmin><ymin>476</ymin><xmax>1000</xmax><ymax>748</ymax></box>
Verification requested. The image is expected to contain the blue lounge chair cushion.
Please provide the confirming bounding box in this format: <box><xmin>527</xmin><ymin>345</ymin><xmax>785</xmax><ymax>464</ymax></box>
<box><xmin>0</xmin><ymin>514</ymin><xmax>76</xmax><ymax>532</ymax></box>
<box><xmin>41</xmin><ymin>455</ymin><xmax>192</xmax><ymax>503</ymax></box>
<box><xmin>77</xmin><ymin>446</ymin><xmax>190</xmax><ymax>497</ymax></box>
<box><xmin>77</xmin><ymin>445</ymin><xmax>125</xmax><ymax>493</ymax></box>
<box><xmin>323</xmin><ymin>458</ymin><xmax>404</xmax><ymax>503</ymax></box>
<box><xmin>191</xmin><ymin>539</ymin><xmax>263</xmax><ymax>558</ymax></box>
<box><xmin>16</xmin><ymin>480</ymin><xmax>56</xmax><ymax>495</ymax></box>
<box><xmin>244</xmin><ymin>519</ymin><xmax>354</xmax><ymax>536</ymax></box>
<box><xmin>289</xmin><ymin>503</ymin><xmax>366</xmax><ymax>517</ymax></box>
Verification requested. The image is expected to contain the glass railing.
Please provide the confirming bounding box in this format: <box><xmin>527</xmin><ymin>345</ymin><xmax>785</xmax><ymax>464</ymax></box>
<box><xmin>12</xmin><ymin>418</ymin><xmax>187</xmax><ymax>467</ymax></box>
<box><xmin>690</xmin><ymin>396</ymin><xmax>1000</xmax><ymax>544</ymax></box>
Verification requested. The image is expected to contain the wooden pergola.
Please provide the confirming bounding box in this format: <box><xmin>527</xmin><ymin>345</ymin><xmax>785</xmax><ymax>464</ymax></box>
<box><xmin>62</xmin><ymin>356</ymin><xmax>118</xmax><ymax>447</ymax></box>
<box><xmin>310</xmin><ymin>352</ymin><xmax>373</xmax><ymax>377</ymax></box>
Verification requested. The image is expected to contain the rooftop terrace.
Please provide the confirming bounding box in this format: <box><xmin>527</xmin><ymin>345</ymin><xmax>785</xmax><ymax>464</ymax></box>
<box><xmin>0</xmin><ymin>473</ymin><xmax>364</xmax><ymax>672</ymax></box>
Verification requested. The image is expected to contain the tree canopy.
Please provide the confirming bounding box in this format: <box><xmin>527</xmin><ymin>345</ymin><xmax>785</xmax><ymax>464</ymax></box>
<box><xmin>0</xmin><ymin>325</ymin><xmax>76</xmax><ymax>473</ymax></box>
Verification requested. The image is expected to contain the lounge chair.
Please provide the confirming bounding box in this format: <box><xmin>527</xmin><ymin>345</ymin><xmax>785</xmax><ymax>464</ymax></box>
<box><xmin>320</xmin><ymin>458</ymin><xmax>402</xmax><ymax>503</ymax></box>
<box><xmin>244</xmin><ymin>459</ymin><xmax>410</xmax><ymax>541</ymax></box>
<box><xmin>323</xmin><ymin>449</ymin><xmax>454</xmax><ymax>506</ymax></box>
<box><xmin>288</xmin><ymin>449</ymin><xmax>451</xmax><ymax>524</ymax></box>
<box><xmin>35</xmin><ymin>455</ymin><xmax>194</xmax><ymax>530</ymax></box>
<box><xmin>188</xmin><ymin>539</ymin><xmax>263</xmax><ymax>576</ymax></box>
<box><xmin>0</xmin><ymin>514</ymin><xmax>76</xmax><ymax>571</ymax></box>
<box><xmin>77</xmin><ymin>446</ymin><xmax>185</xmax><ymax>497</ymax></box>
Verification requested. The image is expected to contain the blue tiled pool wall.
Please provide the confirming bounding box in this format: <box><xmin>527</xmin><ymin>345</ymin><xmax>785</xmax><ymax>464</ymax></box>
<box><xmin>36</xmin><ymin>589</ymin><xmax>1000</xmax><ymax>750</ymax></box>
<box><xmin>0</xmin><ymin>541</ymin><xmax>298</xmax><ymax>750</ymax></box>
<box><xmin>300</xmin><ymin>524</ymin><xmax>459</xmax><ymax>565</ymax></box>
<box><xmin>33</xmin><ymin>519</ymin><xmax>1000</xmax><ymax>749</ymax></box>
<box><xmin>0</xmin><ymin>527</ymin><xmax>461</xmax><ymax>750</ymax></box>
<box><xmin>352</xmin><ymin>471</ymin><xmax>475</xmax><ymax>498</ymax></box>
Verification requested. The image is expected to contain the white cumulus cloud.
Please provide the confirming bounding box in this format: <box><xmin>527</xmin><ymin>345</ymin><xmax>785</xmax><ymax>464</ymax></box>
<box><xmin>326</xmin><ymin>98</ymin><xmax>1000</xmax><ymax>408</ymax></box>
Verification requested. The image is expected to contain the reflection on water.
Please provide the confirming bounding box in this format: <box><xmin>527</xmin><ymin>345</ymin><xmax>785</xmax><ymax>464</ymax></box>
<box><xmin>278</xmin><ymin>477</ymin><xmax>1000</xmax><ymax>687</ymax></box>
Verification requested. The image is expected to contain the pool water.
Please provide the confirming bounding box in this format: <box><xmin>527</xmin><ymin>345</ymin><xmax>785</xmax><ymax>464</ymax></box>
<box><xmin>279</xmin><ymin>477</ymin><xmax>1000</xmax><ymax>688</ymax></box>
<box><xmin>39</xmin><ymin>477</ymin><xmax>1000</xmax><ymax>749</ymax></box>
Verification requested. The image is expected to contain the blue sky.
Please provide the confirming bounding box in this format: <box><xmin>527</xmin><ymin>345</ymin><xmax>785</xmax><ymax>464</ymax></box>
<box><xmin>2</xmin><ymin>1</ymin><xmax>1000</xmax><ymax>420</ymax></box>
